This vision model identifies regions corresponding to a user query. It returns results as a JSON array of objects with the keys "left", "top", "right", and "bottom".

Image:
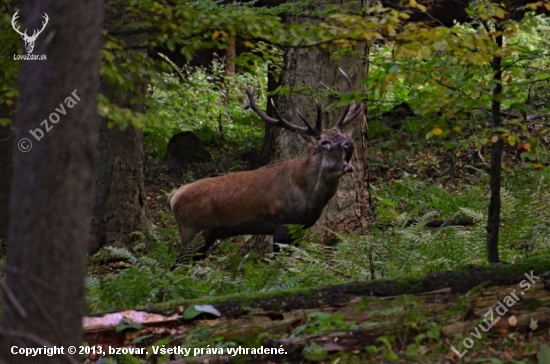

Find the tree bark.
[
  {"left": 88, "top": 2, "right": 149, "bottom": 253},
  {"left": 0, "top": 119, "right": 13, "bottom": 249},
  {"left": 0, "top": 1, "right": 19, "bottom": 250},
  {"left": 260, "top": 1, "right": 372, "bottom": 247},
  {"left": 0, "top": 1, "right": 102, "bottom": 363},
  {"left": 225, "top": 37, "right": 236, "bottom": 78}
]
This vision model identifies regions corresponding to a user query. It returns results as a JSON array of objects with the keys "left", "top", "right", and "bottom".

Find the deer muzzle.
[{"left": 343, "top": 146, "right": 354, "bottom": 173}]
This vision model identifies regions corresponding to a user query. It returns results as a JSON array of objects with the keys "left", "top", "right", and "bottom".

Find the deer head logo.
[{"left": 11, "top": 11, "right": 49, "bottom": 54}]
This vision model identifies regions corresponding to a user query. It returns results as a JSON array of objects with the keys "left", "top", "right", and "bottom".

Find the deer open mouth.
[{"left": 343, "top": 149, "right": 354, "bottom": 173}]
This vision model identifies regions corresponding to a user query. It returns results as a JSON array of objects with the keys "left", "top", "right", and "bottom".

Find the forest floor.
[
  {"left": 83, "top": 255, "right": 550, "bottom": 363},
  {"left": 83, "top": 129, "right": 550, "bottom": 363}
]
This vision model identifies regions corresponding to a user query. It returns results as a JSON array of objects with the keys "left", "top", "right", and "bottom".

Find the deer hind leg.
[
  {"left": 171, "top": 228, "right": 219, "bottom": 270},
  {"left": 170, "top": 227, "right": 202, "bottom": 270}
]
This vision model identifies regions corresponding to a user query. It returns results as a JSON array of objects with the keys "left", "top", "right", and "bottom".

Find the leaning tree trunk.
[
  {"left": 88, "top": 2, "right": 149, "bottom": 253},
  {"left": 257, "top": 1, "right": 372, "bottom": 250},
  {"left": 0, "top": 1, "right": 102, "bottom": 362}
]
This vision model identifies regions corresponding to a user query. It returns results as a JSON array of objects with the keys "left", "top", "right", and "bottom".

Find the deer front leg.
[{"left": 273, "top": 225, "right": 290, "bottom": 252}]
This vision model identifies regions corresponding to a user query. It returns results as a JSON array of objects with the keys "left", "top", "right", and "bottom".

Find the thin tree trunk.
[
  {"left": 486, "top": 7, "right": 508, "bottom": 264},
  {"left": 0, "top": 1, "right": 102, "bottom": 362},
  {"left": 225, "top": 37, "right": 236, "bottom": 78}
]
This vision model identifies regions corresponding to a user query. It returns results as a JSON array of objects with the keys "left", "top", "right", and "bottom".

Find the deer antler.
[
  {"left": 244, "top": 84, "right": 322, "bottom": 137},
  {"left": 11, "top": 11, "right": 49, "bottom": 40},
  {"left": 332, "top": 68, "right": 363, "bottom": 131},
  {"left": 11, "top": 11, "right": 26, "bottom": 37},
  {"left": 33, "top": 13, "right": 49, "bottom": 39}
]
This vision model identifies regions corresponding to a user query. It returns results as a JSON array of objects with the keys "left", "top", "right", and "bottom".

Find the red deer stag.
[{"left": 169, "top": 68, "right": 363, "bottom": 268}]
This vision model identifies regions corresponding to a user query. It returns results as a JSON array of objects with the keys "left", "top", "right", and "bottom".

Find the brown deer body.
[{"left": 169, "top": 69, "right": 362, "bottom": 265}]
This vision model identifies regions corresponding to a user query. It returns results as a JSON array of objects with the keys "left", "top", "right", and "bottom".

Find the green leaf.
[
  {"left": 302, "top": 343, "right": 328, "bottom": 361},
  {"left": 539, "top": 344, "right": 550, "bottom": 364},
  {"left": 115, "top": 322, "right": 144, "bottom": 333}
]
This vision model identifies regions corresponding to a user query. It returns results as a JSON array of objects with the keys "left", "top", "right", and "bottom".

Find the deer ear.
[
  {"left": 296, "top": 134, "right": 315, "bottom": 147},
  {"left": 344, "top": 126, "right": 355, "bottom": 139}
]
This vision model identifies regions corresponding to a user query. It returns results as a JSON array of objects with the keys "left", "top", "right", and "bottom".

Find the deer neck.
[{"left": 292, "top": 152, "right": 340, "bottom": 202}]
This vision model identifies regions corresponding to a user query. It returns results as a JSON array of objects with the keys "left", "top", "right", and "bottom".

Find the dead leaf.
[{"left": 530, "top": 317, "right": 539, "bottom": 331}]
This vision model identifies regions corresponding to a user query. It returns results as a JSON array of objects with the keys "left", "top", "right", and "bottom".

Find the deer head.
[
  {"left": 11, "top": 11, "right": 49, "bottom": 54},
  {"left": 244, "top": 68, "right": 363, "bottom": 176}
]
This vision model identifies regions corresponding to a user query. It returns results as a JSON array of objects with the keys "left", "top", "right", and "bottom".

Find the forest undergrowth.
[{"left": 85, "top": 113, "right": 550, "bottom": 313}]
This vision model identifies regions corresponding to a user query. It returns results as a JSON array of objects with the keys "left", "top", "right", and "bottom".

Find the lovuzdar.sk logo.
[{"left": 11, "top": 10, "right": 48, "bottom": 61}]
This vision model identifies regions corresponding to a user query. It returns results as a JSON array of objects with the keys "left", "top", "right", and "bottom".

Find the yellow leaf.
[
  {"left": 528, "top": 2, "right": 538, "bottom": 9},
  {"left": 398, "top": 46, "right": 412, "bottom": 57},
  {"left": 417, "top": 4, "right": 427, "bottom": 12},
  {"left": 507, "top": 135, "right": 516, "bottom": 146},
  {"left": 495, "top": 8, "right": 506, "bottom": 18},
  {"left": 534, "top": 163, "right": 543, "bottom": 169},
  {"left": 546, "top": 3, "right": 550, "bottom": 10},
  {"left": 491, "top": 135, "right": 499, "bottom": 143},
  {"left": 420, "top": 45, "right": 432, "bottom": 60},
  {"left": 524, "top": 143, "right": 531, "bottom": 152},
  {"left": 453, "top": 125, "right": 462, "bottom": 133},
  {"left": 433, "top": 127, "right": 443, "bottom": 136},
  {"left": 213, "top": 30, "right": 227, "bottom": 39},
  {"left": 399, "top": 12, "right": 411, "bottom": 20}
]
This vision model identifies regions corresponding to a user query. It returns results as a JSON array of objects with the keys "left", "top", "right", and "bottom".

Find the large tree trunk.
[
  {"left": 258, "top": 1, "right": 372, "bottom": 249},
  {"left": 0, "top": 1, "right": 102, "bottom": 362},
  {"left": 88, "top": 2, "right": 148, "bottom": 253},
  {"left": 0, "top": 0, "right": 20, "bottom": 249},
  {"left": 0, "top": 119, "right": 13, "bottom": 249},
  {"left": 89, "top": 121, "right": 148, "bottom": 252}
]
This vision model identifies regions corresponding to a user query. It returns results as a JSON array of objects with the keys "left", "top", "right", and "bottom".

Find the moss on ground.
[{"left": 133, "top": 255, "right": 550, "bottom": 318}]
